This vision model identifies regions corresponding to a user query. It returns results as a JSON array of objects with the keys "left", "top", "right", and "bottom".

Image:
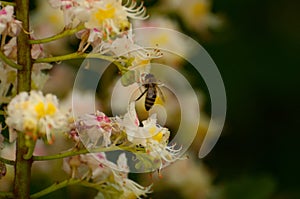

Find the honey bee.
[{"left": 135, "top": 73, "right": 165, "bottom": 111}]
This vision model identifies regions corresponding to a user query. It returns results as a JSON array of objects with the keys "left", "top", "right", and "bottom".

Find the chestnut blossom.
[
  {"left": 49, "top": 0, "right": 147, "bottom": 32},
  {"left": 5, "top": 91, "right": 68, "bottom": 144},
  {"left": 0, "top": 62, "right": 16, "bottom": 106},
  {"left": 100, "top": 32, "right": 162, "bottom": 63},
  {"left": 75, "top": 111, "right": 114, "bottom": 147},
  {"left": 74, "top": 101, "right": 182, "bottom": 172},
  {"left": 119, "top": 102, "right": 182, "bottom": 166},
  {"left": 48, "top": 0, "right": 148, "bottom": 52},
  {"left": 0, "top": 5, "right": 22, "bottom": 36},
  {"left": 1, "top": 37, "right": 53, "bottom": 92},
  {"left": 63, "top": 152, "right": 151, "bottom": 198}
]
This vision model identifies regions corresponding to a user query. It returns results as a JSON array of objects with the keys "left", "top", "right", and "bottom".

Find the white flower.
[
  {"left": 0, "top": 5, "right": 22, "bottom": 36},
  {"left": 76, "top": 111, "right": 113, "bottom": 147},
  {"left": 120, "top": 102, "right": 181, "bottom": 167},
  {"left": 5, "top": 90, "right": 68, "bottom": 144},
  {"left": 49, "top": 0, "right": 147, "bottom": 30},
  {"left": 97, "top": 32, "right": 162, "bottom": 73},
  {"left": 0, "top": 62, "right": 17, "bottom": 106},
  {"left": 121, "top": 102, "right": 169, "bottom": 147},
  {"left": 52, "top": 0, "right": 149, "bottom": 52},
  {"left": 2, "top": 37, "right": 53, "bottom": 91},
  {"left": 64, "top": 152, "right": 151, "bottom": 198}
]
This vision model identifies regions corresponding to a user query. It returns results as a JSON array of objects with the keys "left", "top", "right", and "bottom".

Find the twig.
[
  {"left": 0, "top": 50, "right": 22, "bottom": 70},
  {"left": 0, "top": 1, "right": 16, "bottom": 6},
  {"left": 0, "top": 156, "right": 15, "bottom": 165},
  {"left": 30, "top": 179, "right": 81, "bottom": 199},
  {"left": 34, "top": 52, "right": 127, "bottom": 73},
  {"left": 29, "top": 24, "right": 85, "bottom": 44},
  {"left": 32, "top": 145, "right": 125, "bottom": 161},
  {"left": 0, "top": 191, "right": 13, "bottom": 198}
]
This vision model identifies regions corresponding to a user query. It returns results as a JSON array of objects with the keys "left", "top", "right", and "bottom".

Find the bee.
[{"left": 135, "top": 73, "right": 165, "bottom": 111}]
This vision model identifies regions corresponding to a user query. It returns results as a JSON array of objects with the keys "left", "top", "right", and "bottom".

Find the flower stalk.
[
  {"left": 30, "top": 179, "right": 82, "bottom": 199},
  {"left": 0, "top": 1, "right": 15, "bottom": 6},
  {"left": 0, "top": 50, "right": 22, "bottom": 70},
  {"left": 14, "top": 0, "right": 33, "bottom": 198},
  {"left": 34, "top": 52, "right": 127, "bottom": 73},
  {"left": 32, "top": 145, "right": 130, "bottom": 161},
  {"left": 29, "top": 23, "right": 85, "bottom": 44},
  {"left": 0, "top": 156, "right": 15, "bottom": 165}
]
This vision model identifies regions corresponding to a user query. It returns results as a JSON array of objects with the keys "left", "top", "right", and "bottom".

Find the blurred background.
[
  {"left": 1, "top": 0, "right": 300, "bottom": 198},
  {"left": 139, "top": 0, "right": 300, "bottom": 198},
  {"left": 203, "top": 0, "right": 300, "bottom": 198}
]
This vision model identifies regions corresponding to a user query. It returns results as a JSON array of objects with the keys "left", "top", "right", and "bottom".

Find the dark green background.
[{"left": 202, "top": 0, "right": 300, "bottom": 198}]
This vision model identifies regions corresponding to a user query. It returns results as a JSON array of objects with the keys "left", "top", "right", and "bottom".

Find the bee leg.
[{"left": 135, "top": 88, "right": 148, "bottom": 101}]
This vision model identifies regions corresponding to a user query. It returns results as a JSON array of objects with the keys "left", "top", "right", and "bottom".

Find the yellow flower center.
[
  {"left": 153, "top": 132, "right": 163, "bottom": 142},
  {"left": 148, "top": 126, "right": 164, "bottom": 142},
  {"left": 35, "top": 101, "right": 56, "bottom": 118},
  {"left": 94, "top": 4, "right": 115, "bottom": 24}
]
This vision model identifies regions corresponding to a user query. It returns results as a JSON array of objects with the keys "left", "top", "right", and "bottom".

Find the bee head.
[{"left": 143, "top": 73, "right": 156, "bottom": 84}]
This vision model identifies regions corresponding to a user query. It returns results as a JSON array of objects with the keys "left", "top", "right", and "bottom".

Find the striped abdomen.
[{"left": 145, "top": 84, "right": 157, "bottom": 111}]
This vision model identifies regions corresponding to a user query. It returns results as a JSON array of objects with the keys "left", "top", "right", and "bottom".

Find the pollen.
[
  {"left": 94, "top": 4, "right": 115, "bottom": 24},
  {"left": 35, "top": 102, "right": 46, "bottom": 118},
  {"left": 153, "top": 132, "right": 163, "bottom": 142},
  {"left": 46, "top": 102, "right": 56, "bottom": 115},
  {"left": 35, "top": 101, "right": 56, "bottom": 118}
]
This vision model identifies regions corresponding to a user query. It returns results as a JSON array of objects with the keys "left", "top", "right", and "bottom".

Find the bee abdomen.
[{"left": 145, "top": 95, "right": 156, "bottom": 111}]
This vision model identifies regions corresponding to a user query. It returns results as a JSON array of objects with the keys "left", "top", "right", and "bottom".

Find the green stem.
[
  {"left": 0, "top": 156, "right": 15, "bottom": 165},
  {"left": 23, "top": 139, "right": 36, "bottom": 160},
  {"left": 30, "top": 179, "right": 106, "bottom": 198},
  {"left": 0, "top": 1, "right": 16, "bottom": 6},
  {"left": 34, "top": 52, "right": 127, "bottom": 73},
  {"left": 0, "top": 50, "right": 23, "bottom": 70},
  {"left": 32, "top": 145, "right": 124, "bottom": 161},
  {"left": 0, "top": 191, "right": 14, "bottom": 198},
  {"left": 0, "top": 97, "right": 11, "bottom": 104},
  {"left": 29, "top": 24, "right": 85, "bottom": 44},
  {"left": 30, "top": 179, "right": 81, "bottom": 199},
  {"left": 14, "top": 0, "right": 33, "bottom": 198},
  {"left": 0, "top": 110, "right": 6, "bottom": 115}
]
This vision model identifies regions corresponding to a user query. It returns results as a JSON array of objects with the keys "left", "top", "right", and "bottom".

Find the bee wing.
[{"left": 157, "top": 86, "right": 165, "bottom": 102}]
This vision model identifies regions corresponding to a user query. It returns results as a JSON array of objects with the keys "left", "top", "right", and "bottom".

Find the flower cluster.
[
  {"left": 0, "top": 5, "right": 53, "bottom": 104},
  {"left": 119, "top": 102, "right": 182, "bottom": 167},
  {"left": 48, "top": 0, "right": 148, "bottom": 51},
  {"left": 63, "top": 152, "right": 151, "bottom": 198},
  {"left": 75, "top": 110, "right": 117, "bottom": 147},
  {"left": 73, "top": 102, "right": 181, "bottom": 172},
  {"left": 5, "top": 90, "right": 68, "bottom": 144}
]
